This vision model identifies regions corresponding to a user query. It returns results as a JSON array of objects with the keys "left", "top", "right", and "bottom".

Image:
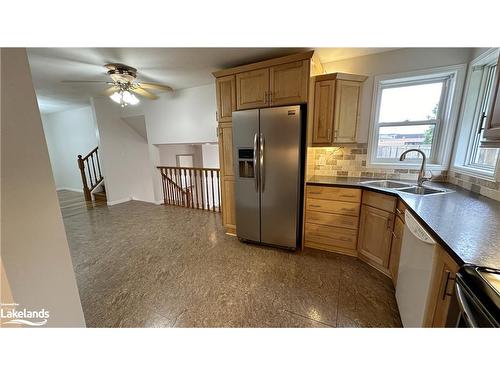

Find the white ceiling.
[{"left": 28, "top": 48, "right": 397, "bottom": 114}]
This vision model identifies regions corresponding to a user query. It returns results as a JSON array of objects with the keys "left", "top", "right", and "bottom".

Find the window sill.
[{"left": 450, "top": 165, "right": 497, "bottom": 182}]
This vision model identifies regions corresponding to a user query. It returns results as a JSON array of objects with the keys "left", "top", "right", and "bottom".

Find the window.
[
  {"left": 369, "top": 66, "right": 464, "bottom": 168},
  {"left": 464, "top": 60, "right": 498, "bottom": 172},
  {"left": 453, "top": 49, "right": 499, "bottom": 178}
]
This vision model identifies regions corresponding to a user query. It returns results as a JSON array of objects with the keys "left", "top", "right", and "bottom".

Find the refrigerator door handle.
[
  {"left": 253, "top": 132, "right": 259, "bottom": 192},
  {"left": 260, "top": 132, "right": 265, "bottom": 191}
]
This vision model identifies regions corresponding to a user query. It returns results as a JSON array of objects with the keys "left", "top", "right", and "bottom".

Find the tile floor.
[{"left": 59, "top": 193, "right": 402, "bottom": 328}]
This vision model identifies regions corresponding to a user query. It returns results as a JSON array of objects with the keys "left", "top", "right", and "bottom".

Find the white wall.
[
  {"left": 201, "top": 143, "right": 220, "bottom": 168},
  {"left": 92, "top": 97, "right": 157, "bottom": 205},
  {"left": 322, "top": 48, "right": 473, "bottom": 142},
  {"left": 1, "top": 48, "right": 85, "bottom": 327},
  {"left": 90, "top": 83, "right": 219, "bottom": 206},
  {"left": 41, "top": 106, "right": 98, "bottom": 191},
  {"left": 145, "top": 84, "right": 217, "bottom": 144},
  {"left": 157, "top": 144, "right": 203, "bottom": 167}
]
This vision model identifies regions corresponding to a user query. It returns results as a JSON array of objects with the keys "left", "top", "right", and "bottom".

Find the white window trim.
[
  {"left": 367, "top": 64, "right": 467, "bottom": 170},
  {"left": 451, "top": 48, "right": 500, "bottom": 181}
]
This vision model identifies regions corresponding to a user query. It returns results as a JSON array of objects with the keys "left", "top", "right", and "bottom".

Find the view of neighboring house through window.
[{"left": 369, "top": 67, "right": 459, "bottom": 167}]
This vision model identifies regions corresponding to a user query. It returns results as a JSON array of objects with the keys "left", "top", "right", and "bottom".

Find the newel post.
[{"left": 78, "top": 155, "right": 92, "bottom": 202}]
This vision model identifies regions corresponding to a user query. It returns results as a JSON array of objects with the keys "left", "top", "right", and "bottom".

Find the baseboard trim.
[
  {"left": 56, "top": 187, "right": 83, "bottom": 193},
  {"left": 107, "top": 197, "right": 132, "bottom": 206}
]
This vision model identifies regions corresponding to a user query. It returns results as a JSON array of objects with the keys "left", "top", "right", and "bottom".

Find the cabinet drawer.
[
  {"left": 306, "top": 185, "right": 361, "bottom": 203},
  {"left": 306, "top": 198, "right": 360, "bottom": 217},
  {"left": 362, "top": 191, "right": 397, "bottom": 213},
  {"left": 305, "top": 223, "right": 358, "bottom": 250},
  {"left": 306, "top": 210, "right": 359, "bottom": 230}
]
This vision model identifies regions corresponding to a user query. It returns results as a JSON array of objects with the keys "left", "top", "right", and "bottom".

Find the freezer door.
[
  {"left": 233, "top": 109, "right": 261, "bottom": 242},
  {"left": 259, "top": 106, "right": 302, "bottom": 248}
]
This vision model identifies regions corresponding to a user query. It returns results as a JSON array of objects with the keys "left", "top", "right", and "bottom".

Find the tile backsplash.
[
  {"left": 309, "top": 144, "right": 500, "bottom": 202},
  {"left": 310, "top": 144, "right": 446, "bottom": 182},
  {"left": 447, "top": 172, "right": 500, "bottom": 201}
]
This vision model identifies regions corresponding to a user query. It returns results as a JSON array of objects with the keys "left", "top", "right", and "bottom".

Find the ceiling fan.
[{"left": 62, "top": 63, "right": 173, "bottom": 107}]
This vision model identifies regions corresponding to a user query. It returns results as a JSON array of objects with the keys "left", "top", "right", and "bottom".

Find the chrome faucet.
[{"left": 399, "top": 149, "right": 431, "bottom": 187}]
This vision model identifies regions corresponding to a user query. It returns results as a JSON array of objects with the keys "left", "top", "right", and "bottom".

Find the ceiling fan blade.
[
  {"left": 138, "top": 82, "right": 173, "bottom": 91},
  {"left": 103, "top": 86, "right": 119, "bottom": 96},
  {"left": 130, "top": 87, "right": 159, "bottom": 100},
  {"left": 61, "top": 80, "right": 113, "bottom": 84}
]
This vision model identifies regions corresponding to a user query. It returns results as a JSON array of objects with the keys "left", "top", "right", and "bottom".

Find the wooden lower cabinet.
[
  {"left": 357, "top": 204, "right": 394, "bottom": 274},
  {"left": 424, "top": 245, "right": 460, "bottom": 327},
  {"left": 221, "top": 176, "right": 236, "bottom": 234},
  {"left": 304, "top": 186, "right": 361, "bottom": 256},
  {"left": 388, "top": 215, "right": 404, "bottom": 286}
]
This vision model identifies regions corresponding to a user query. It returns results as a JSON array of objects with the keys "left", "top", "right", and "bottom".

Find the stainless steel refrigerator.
[{"left": 232, "top": 105, "right": 304, "bottom": 250}]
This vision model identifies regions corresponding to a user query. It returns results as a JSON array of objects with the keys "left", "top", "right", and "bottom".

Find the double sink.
[{"left": 361, "top": 180, "right": 453, "bottom": 196}]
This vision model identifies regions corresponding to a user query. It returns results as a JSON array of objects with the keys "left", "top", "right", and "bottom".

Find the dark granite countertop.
[{"left": 307, "top": 176, "right": 500, "bottom": 269}]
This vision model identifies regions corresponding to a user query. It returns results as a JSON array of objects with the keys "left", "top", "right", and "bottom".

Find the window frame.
[
  {"left": 368, "top": 65, "right": 466, "bottom": 170},
  {"left": 452, "top": 49, "right": 499, "bottom": 180}
]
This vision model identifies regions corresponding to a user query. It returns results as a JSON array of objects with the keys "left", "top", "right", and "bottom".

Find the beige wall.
[{"left": 1, "top": 48, "right": 85, "bottom": 327}]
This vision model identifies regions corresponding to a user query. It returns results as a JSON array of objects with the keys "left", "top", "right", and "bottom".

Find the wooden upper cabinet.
[
  {"left": 334, "top": 80, "right": 362, "bottom": 143},
  {"left": 358, "top": 205, "right": 394, "bottom": 271},
  {"left": 235, "top": 68, "right": 269, "bottom": 110},
  {"left": 269, "top": 60, "right": 309, "bottom": 106},
  {"left": 483, "top": 54, "right": 500, "bottom": 145},
  {"left": 311, "top": 73, "right": 366, "bottom": 146},
  {"left": 312, "top": 80, "right": 335, "bottom": 144},
  {"left": 216, "top": 76, "right": 236, "bottom": 122}
]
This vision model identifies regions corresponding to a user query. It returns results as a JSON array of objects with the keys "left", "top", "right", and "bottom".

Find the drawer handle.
[
  {"left": 309, "top": 204, "right": 321, "bottom": 208},
  {"left": 396, "top": 208, "right": 403, "bottom": 215},
  {"left": 308, "top": 192, "right": 321, "bottom": 194}
]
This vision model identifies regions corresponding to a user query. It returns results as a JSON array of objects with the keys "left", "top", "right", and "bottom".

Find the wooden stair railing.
[
  {"left": 158, "top": 166, "right": 221, "bottom": 212},
  {"left": 78, "top": 146, "right": 103, "bottom": 202}
]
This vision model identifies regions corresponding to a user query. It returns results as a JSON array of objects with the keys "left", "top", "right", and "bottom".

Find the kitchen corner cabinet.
[
  {"left": 311, "top": 73, "right": 366, "bottom": 145},
  {"left": 424, "top": 245, "right": 460, "bottom": 327},
  {"left": 357, "top": 191, "right": 397, "bottom": 275},
  {"left": 482, "top": 54, "right": 500, "bottom": 146},
  {"left": 216, "top": 75, "right": 236, "bottom": 123}
]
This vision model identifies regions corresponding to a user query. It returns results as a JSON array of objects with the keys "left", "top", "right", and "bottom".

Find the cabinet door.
[
  {"left": 333, "top": 80, "right": 362, "bottom": 143},
  {"left": 235, "top": 68, "right": 269, "bottom": 110},
  {"left": 424, "top": 246, "right": 460, "bottom": 327},
  {"left": 269, "top": 60, "right": 309, "bottom": 106},
  {"left": 218, "top": 124, "right": 234, "bottom": 177},
  {"left": 358, "top": 205, "right": 394, "bottom": 271},
  {"left": 216, "top": 76, "right": 236, "bottom": 123},
  {"left": 221, "top": 176, "right": 236, "bottom": 233},
  {"left": 389, "top": 216, "right": 404, "bottom": 286},
  {"left": 312, "top": 80, "right": 335, "bottom": 144},
  {"left": 484, "top": 55, "right": 500, "bottom": 141}
]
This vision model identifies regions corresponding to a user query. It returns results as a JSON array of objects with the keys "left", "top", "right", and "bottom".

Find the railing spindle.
[{"left": 157, "top": 166, "right": 221, "bottom": 212}]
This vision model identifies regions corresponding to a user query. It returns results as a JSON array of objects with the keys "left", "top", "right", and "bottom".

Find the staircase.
[{"left": 78, "top": 146, "right": 107, "bottom": 203}]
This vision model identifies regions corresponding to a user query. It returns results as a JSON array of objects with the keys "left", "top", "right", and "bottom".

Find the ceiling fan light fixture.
[
  {"left": 123, "top": 90, "right": 139, "bottom": 105},
  {"left": 110, "top": 91, "right": 122, "bottom": 104},
  {"left": 109, "top": 89, "right": 140, "bottom": 107}
]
